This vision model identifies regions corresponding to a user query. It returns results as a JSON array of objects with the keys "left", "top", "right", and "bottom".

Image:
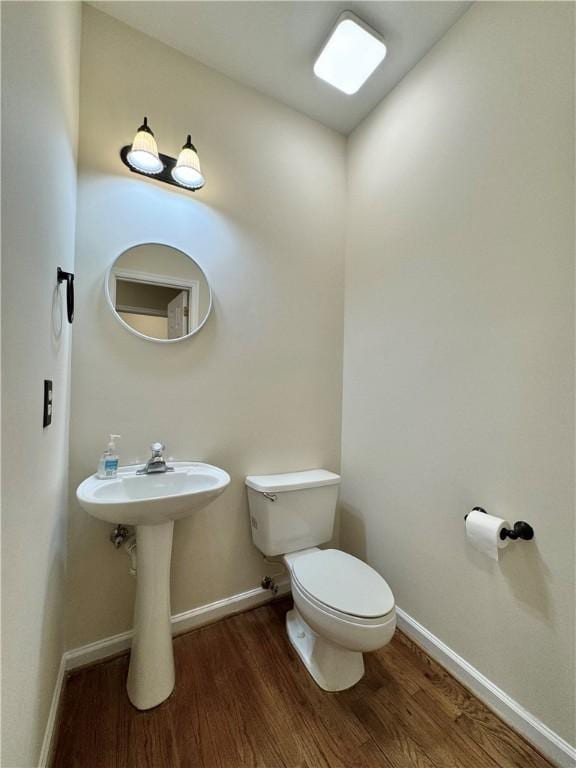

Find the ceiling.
[{"left": 90, "top": 1, "right": 472, "bottom": 135}]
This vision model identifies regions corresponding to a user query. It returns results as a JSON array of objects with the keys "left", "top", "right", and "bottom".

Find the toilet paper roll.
[{"left": 465, "top": 509, "right": 510, "bottom": 561}]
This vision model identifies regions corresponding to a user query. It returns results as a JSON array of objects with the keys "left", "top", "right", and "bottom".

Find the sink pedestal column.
[{"left": 127, "top": 520, "right": 175, "bottom": 710}]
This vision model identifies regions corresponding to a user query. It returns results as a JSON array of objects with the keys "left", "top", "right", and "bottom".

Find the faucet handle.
[{"left": 150, "top": 442, "right": 165, "bottom": 455}]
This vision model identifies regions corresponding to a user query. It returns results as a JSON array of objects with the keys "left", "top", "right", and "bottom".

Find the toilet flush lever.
[{"left": 263, "top": 492, "right": 277, "bottom": 502}]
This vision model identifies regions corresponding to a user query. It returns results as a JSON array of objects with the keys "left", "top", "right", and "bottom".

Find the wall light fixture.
[{"left": 120, "top": 117, "right": 205, "bottom": 192}]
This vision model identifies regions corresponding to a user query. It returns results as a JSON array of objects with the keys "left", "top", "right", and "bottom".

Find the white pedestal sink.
[{"left": 76, "top": 462, "right": 230, "bottom": 709}]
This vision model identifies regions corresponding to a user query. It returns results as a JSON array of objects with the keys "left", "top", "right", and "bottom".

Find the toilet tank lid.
[{"left": 245, "top": 469, "right": 341, "bottom": 493}]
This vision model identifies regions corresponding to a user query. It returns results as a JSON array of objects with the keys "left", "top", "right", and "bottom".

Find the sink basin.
[
  {"left": 76, "top": 459, "right": 231, "bottom": 711},
  {"left": 77, "top": 462, "right": 231, "bottom": 525}
]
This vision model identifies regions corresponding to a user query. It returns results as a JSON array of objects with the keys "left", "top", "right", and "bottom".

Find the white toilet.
[{"left": 246, "top": 469, "right": 396, "bottom": 692}]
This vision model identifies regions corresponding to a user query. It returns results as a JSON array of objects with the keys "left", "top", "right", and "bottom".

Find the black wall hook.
[
  {"left": 464, "top": 507, "right": 534, "bottom": 542},
  {"left": 57, "top": 267, "right": 74, "bottom": 324}
]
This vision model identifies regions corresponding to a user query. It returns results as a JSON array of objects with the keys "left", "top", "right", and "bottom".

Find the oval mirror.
[{"left": 105, "top": 244, "right": 212, "bottom": 343}]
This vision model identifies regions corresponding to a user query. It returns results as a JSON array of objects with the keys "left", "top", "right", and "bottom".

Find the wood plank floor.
[{"left": 52, "top": 599, "right": 554, "bottom": 768}]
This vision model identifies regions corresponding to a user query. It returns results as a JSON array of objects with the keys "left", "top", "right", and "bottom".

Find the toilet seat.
[
  {"left": 293, "top": 580, "right": 392, "bottom": 628},
  {"left": 291, "top": 549, "right": 395, "bottom": 620},
  {"left": 290, "top": 565, "right": 397, "bottom": 655}
]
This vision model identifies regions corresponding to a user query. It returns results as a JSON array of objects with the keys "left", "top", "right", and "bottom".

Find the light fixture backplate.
[{"left": 120, "top": 146, "right": 205, "bottom": 192}]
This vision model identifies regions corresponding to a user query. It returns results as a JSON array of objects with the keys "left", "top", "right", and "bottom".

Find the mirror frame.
[{"left": 105, "top": 242, "right": 213, "bottom": 344}]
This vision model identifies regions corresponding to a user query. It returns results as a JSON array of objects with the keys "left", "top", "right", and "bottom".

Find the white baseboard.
[
  {"left": 66, "top": 577, "right": 290, "bottom": 671},
  {"left": 38, "top": 654, "right": 66, "bottom": 768},
  {"left": 396, "top": 607, "right": 576, "bottom": 768},
  {"left": 172, "top": 578, "right": 290, "bottom": 637}
]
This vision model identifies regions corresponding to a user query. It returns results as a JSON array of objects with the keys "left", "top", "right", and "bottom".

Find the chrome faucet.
[{"left": 137, "top": 442, "right": 174, "bottom": 475}]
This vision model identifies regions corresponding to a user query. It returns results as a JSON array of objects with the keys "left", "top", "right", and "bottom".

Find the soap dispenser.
[{"left": 97, "top": 434, "right": 121, "bottom": 479}]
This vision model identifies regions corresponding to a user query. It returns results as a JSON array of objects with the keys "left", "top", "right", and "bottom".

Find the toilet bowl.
[
  {"left": 284, "top": 548, "right": 396, "bottom": 691},
  {"left": 245, "top": 469, "right": 396, "bottom": 692}
]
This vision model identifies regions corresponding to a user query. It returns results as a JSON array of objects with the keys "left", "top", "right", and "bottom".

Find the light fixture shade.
[
  {"left": 171, "top": 135, "right": 205, "bottom": 189},
  {"left": 126, "top": 117, "right": 163, "bottom": 175},
  {"left": 314, "top": 11, "right": 387, "bottom": 95}
]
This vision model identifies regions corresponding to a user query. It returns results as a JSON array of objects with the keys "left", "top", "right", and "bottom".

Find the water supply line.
[{"left": 124, "top": 535, "right": 137, "bottom": 577}]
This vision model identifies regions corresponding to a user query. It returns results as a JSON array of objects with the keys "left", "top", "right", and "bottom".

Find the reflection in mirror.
[{"left": 106, "top": 244, "right": 211, "bottom": 342}]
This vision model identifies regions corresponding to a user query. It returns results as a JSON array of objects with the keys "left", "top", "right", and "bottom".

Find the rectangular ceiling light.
[{"left": 314, "top": 11, "right": 387, "bottom": 95}]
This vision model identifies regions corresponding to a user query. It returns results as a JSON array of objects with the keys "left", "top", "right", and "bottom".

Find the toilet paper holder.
[{"left": 465, "top": 507, "right": 534, "bottom": 541}]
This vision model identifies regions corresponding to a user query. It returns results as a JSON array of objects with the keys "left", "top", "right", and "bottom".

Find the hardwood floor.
[{"left": 52, "top": 599, "right": 554, "bottom": 768}]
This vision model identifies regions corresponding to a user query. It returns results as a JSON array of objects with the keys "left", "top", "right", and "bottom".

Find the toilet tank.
[{"left": 245, "top": 469, "right": 341, "bottom": 556}]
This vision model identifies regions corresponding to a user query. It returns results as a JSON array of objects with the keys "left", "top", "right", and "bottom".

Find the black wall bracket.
[
  {"left": 498, "top": 521, "right": 535, "bottom": 541},
  {"left": 57, "top": 267, "right": 74, "bottom": 324}
]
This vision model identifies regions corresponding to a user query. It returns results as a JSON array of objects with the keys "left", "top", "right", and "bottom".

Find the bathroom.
[{"left": 1, "top": 1, "right": 574, "bottom": 766}]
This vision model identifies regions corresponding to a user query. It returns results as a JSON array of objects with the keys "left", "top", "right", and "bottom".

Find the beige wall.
[
  {"left": 1, "top": 2, "right": 81, "bottom": 765},
  {"left": 68, "top": 6, "right": 345, "bottom": 649},
  {"left": 341, "top": 1, "right": 574, "bottom": 744}
]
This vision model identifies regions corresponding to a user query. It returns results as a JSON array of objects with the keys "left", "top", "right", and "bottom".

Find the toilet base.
[{"left": 286, "top": 608, "right": 365, "bottom": 692}]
